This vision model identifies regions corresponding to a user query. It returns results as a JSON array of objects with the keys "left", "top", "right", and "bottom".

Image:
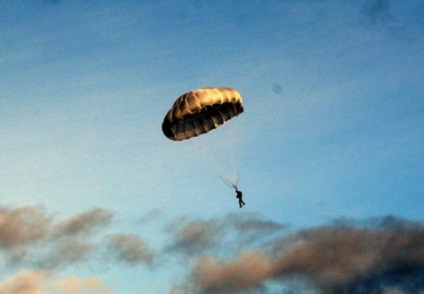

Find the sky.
[{"left": 0, "top": 0, "right": 424, "bottom": 293}]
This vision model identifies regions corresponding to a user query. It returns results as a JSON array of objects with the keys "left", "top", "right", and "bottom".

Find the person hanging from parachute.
[
  {"left": 161, "top": 87, "right": 245, "bottom": 208},
  {"left": 219, "top": 174, "right": 245, "bottom": 208},
  {"left": 236, "top": 188, "right": 245, "bottom": 208}
]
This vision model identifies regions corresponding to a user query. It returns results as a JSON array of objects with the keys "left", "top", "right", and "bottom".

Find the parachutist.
[{"left": 235, "top": 189, "right": 245, "bottom": 208}]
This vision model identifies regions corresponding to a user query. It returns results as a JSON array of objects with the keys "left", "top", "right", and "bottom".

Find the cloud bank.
[
  {"left": 168, "top": 215, "right": 424, "bottom": 294},
  {"left": 1, "top": 205, "right": 423, "bottom": 293}
]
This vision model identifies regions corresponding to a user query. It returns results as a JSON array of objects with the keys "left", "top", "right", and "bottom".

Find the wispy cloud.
[
  {"left": 39, "top": 238, "right": 93, "bottom": 269},
  {"left": 165, "top": 213, "right": 285, "bottom": 257},
  {"left": 165, "top": 218, "right": 221, "bottom": 256},
  {"left": 106, "top": 233, "right": 155, "bottom": 265},
  {"left": 53, "top": 208, "right": 113, "bottom": 238}
]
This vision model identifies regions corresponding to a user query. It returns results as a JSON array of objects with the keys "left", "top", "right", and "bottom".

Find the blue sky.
[{"left": 1, "top": 0, "right": 424, "bottom": 293}]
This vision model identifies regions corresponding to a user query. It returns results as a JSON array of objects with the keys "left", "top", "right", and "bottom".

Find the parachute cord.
[
  {"left": 228, "top": 115, "right": 240, "bottom": 184},
  {"left": 218, "top": 172, "right": 239, "bottom": 190},
  {"left": 219, "top": 175, "right": 236, "bottom": 189},
  {"left": 217, "top": 113, "right": 240, "bottom": 190}
]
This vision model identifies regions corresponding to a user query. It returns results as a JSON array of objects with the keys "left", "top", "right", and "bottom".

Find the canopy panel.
[{"left": 162, "top": 87, "right": 244, "bottom": 141}]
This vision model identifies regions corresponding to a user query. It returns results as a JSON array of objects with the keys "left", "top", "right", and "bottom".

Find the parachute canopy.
[{"left": 162, "top": 87, "right": 244, "bottom": 141}]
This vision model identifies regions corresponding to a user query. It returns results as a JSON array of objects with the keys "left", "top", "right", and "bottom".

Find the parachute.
[
  {"left": 162, "top": 87, "right": 244, "bottom": 141},
  {"left": 162, "top": 87, "right": 244, "bottom": 190}
]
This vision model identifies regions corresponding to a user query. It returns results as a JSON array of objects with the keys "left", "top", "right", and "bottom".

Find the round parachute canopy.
[{"left": 162, "top": 87, "right": 244, "bottom": 141}]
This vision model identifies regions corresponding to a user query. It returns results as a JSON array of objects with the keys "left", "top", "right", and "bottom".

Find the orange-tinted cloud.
[
  {"left": 0, "top": 270, "right": 111, "bottom": 294},
  {"left": 0, "top": 206, "right": 52, "bottom": 250},
  {"left": 192, "top": 251, "right": 273, "bottom": 293}
]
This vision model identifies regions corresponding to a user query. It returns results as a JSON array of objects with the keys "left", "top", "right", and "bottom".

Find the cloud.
[
  {"left": 138, "top": 208, "right": 163, "bottom": 224},
  {"left": 191, "top": 251, "right": 273, "bottom": 293},
  {"left": 165, "top": 218, "right": 221, "bottom": 256},
  {"left": 165, "top": 213, "right": 285, "bottom": 256},
  {"left": 0, "top": 206, "right": 113, "bottom": 258},
  {"left": 0, "top": 206, "right": 52, "bottom": 250},
  {"left": 3, "top": 205, "right": 423, "bottom": 293},
  {"left": 0, "top": 270, "right": 111, "bottom": 294},
  {"left": 0, "top": 206, "right": 113, "bottom": 268},
  {"left": 53, "top": 275, "right": 112, "bottom": 294},
  {"left": 172, "top": 216, "right": 424, "bottom": 293},
  {"left": 0, "top": 270, "right": 46, "bottom": 294},
  {"left": 53, "top": 208, "right": 113, "bottom": 238},
  {"left": 40, "top": 238, "right": 93, "bottom": 268},
  {"left": 0, "top": 205, "right": 159, "bottom": 293},
  {"left": 224, "top": 213, "right": 287, "bottom": 245},
  {"left": 106, "top": 233, "right": 155, "bottom": 265},
  {"left": 0, "top": 205, "right": 152, "bottom": 271}
]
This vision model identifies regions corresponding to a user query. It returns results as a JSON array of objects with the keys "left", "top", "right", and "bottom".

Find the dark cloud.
[
  {"left": 171, "top": 216, "right": 424, "bottom": 293},
  {"left": 106, "top": 233, "right": 155, "bottom": 265}
]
